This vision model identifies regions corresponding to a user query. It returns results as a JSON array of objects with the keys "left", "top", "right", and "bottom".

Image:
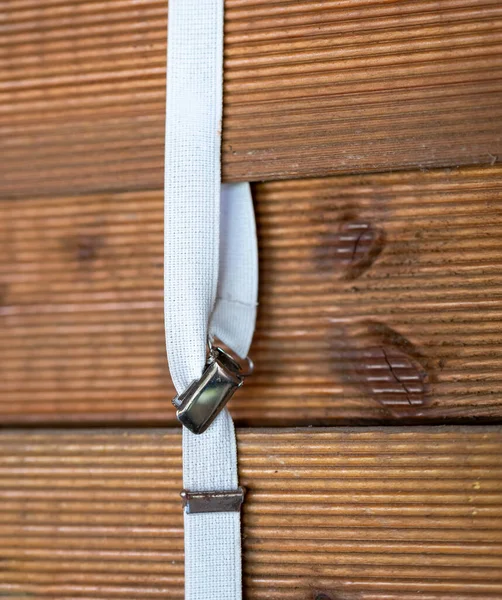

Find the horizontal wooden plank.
[
  {"left": 2, "top": 165, "right": 502, "bottom": 425},
  {"left": 0, "top": 427, "right": 501, "bottom": 599},
  {"left": 2, "top": 0, "right": 502, "bottom": 197}
]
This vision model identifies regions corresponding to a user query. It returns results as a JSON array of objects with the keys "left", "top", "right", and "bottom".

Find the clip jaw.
[{"left": 172, "top": 345, "right": 253, "bottom": 434}]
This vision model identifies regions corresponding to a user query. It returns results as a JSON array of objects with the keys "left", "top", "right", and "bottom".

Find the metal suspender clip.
[{"left": 172, "top": 344, "right": 253, "bottom": 435}]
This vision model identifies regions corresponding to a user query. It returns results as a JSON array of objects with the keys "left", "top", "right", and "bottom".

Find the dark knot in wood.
[{"left": 316, "top": 219, "right": 385, "bottom": 280}]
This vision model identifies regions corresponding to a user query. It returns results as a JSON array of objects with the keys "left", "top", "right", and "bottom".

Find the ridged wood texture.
[
  {"left": 2, "top": 0, "right": 502, "bottom": 198},
  {"left": 2, "top": 165, "right": 502, "bottom": 425},
  {"left": 0, "top": 427, "right": 501, "bottom": 599}
]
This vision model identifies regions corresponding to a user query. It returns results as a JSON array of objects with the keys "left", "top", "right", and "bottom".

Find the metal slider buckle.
[
  {"left": 172, "top": 344, "right": 253, "bottom": 435},
  {"left": 180, "top": 487, "right": 246, "bottom": 514}
]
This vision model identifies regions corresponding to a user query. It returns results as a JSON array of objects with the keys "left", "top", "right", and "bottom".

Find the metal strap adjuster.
[
  {"left": 181, "top": 487, "right": 246, "bottom": 514},
  {"left": 172, "top": 345, "right": 253, "bottom": 435}
]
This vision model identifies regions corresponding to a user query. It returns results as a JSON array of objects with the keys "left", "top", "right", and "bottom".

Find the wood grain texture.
[
  {"left": 2, "top": 165, "right": 502, "bottom": 425},
  {"left": 2, "top": 0, "right": 502, "bottom": 198},
  {"left": 0, "top": 427, "right": 501, "bottom": 599}
]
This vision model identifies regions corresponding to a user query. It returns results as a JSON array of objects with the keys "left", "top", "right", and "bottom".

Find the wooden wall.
[
  {"left": 2, "top": 166, "right": 502, "bottom": 425},
  {"left": 1, "top": 428, "right": 501, "bottom": 599},
  {"left": 2, "top": 0, "right": 502, "bottom": 197},
  {"left": 2, "top": 1, "right": 502, "bottom": 598}
]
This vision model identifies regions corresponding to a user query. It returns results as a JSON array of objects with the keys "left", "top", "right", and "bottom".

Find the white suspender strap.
[{"left": 164, "top": 1, "right": 258, "bottom": 598}]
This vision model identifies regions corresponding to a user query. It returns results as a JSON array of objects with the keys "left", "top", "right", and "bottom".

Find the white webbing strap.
[{"left": 164, "top": 1, "right": 257, "bottom": 598}]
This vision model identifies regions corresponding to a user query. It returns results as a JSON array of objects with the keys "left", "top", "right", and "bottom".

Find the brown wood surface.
[
  {"left": 2, "top": 165, "right": 502, "bottom": 426},
  {"left": 0, "top": 427, "right": 500, "bottom": 599},
  {"left": 2, "top": 0, "right": 502, "bottom": 198}
]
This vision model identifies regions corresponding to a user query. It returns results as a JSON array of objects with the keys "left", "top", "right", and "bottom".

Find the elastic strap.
[{"left": 164, "top": 1, "right": 257, "bottom": 598}]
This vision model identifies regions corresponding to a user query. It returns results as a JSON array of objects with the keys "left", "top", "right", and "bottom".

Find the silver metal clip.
[{"left": 172, "top": 345, "right": 253, "bottom": 434}]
